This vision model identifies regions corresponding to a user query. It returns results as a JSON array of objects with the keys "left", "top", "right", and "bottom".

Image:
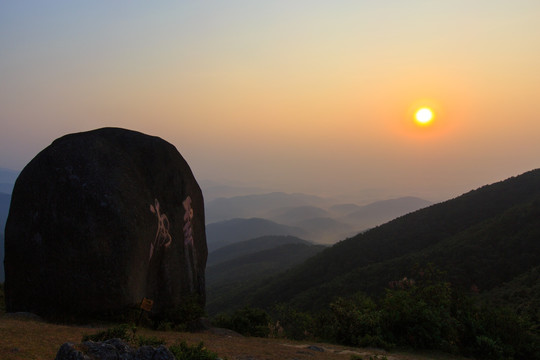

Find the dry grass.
[
  {"left": 0, "top": 314, "right": 472, "bottom": 360},
  {"left": 0, "top": 315, "right": 100, "bottom": 360}
]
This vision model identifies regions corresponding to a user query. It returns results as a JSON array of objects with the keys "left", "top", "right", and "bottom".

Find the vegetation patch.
[
  {"left": 135, "top": 335, "right": 166, "bottom": 347},
  {"left": 82, "top": 323, "right": 133, "bottom": 342},
  {"left": 213, "top": 265, "right": 540, "bottom": 360},
  {"left": 213, "top": 306, "right": 271, "bottom": 337},
  {"left": 153, "top": 295, "right": 206, "bottom": 331},
  {"left": 168, "top": 341, "right": 219, "bottom": 360}
]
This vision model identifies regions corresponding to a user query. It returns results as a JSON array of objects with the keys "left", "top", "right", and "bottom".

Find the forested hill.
[{"left": 216, "top": 168, "right": 540, "bottom": 313}]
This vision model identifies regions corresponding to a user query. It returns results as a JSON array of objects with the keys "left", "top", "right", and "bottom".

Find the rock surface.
[
  {"left": 55, "top": 338, "right": 175, "bottom": 360},
  {"left": 4, "top": 128, "right": 207, "bottom": 319}
]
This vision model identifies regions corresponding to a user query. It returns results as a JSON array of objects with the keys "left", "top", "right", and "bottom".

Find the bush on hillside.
[
  {"left": 82, "top": 323, "right": 133, "bottom": 342},
  {"left": 153, "top": 295, "right": 206, "bottom": 331},
  {"left": 168, "top": 341, "right": 218, "bottom": 360},
  {"left": 322, "top": 293, "right": 387, "bottom": 347},
  {"left": 272, "top": 304, "right": 315, "bottom": 340},
  {"left": 320, "top": 267, "right": 540, "bottom": 359},
  {"left": 213, "top": 306, "right": 270, "bottom": 337},
  {"left": 381, "top": 275, "right": 456, "bottom": 349},
  {"left": 135, "top": 335, "right": 166, "bottom": 347},
  {"left": 245, "top": 264, "right": 540, "bottom": 359}
]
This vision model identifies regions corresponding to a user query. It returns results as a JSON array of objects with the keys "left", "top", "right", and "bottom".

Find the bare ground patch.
[{"left": 0, "top": 315, "right": 471, "bottom": 360}]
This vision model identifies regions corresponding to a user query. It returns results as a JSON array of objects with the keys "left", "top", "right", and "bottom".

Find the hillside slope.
[
  {"left": 207, "top": 243, "right": 326, "bottom": 288},
  {"left": 291, "top": 217, "right": 355, "bottom": 244},
  {"left": 208, "top": 235, "right": 311, "bottom": 266},
  {"left": 206, "top": 242, "right": 325, "bottom": 314},
  {"left": 212, "top": 169, "right": 540, "bottom": 313},
  {"left": 206, "top": 218, "right": 308, "bottom": 251}
]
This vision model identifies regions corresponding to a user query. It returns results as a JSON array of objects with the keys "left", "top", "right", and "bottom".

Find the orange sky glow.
[{"left": 1, "top": 1, "right": 539, "bottom": 201}]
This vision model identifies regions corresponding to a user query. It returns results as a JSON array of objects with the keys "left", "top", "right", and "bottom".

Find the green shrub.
[
  {"left": 471, "top": 304, "right": 540, "bottom": 360},
  {"left": 82, "top": 323, "right": 133, "bottom": 342},
  {"left": 381, "top": 278, "right": 456, "bottom": 349},
  {"left": 136, "top": 335, "right": 166, "bottom": 347},
  {"left": 156, "top": 321, "right": 175, "bottom": 331},
  {"left": 473, "top": 335, "right": 504, "bottom": 360},
  {"left": 154, "top": 295, "right": 205, "bottom": 330},
  {"left": 168, "top": 341, "right": 218, "bottom": 360},
  {"left": 211, "top": 313, "right": 230, "bottom": 329},
  {"left": 350, "top": 356, "right": 388, "bottom": 360},
  {"left": 273, "top": 304, "right": 314, "bottom": 340},
  {"left": 357, "top": 334, "right": 392, "bottom": 349},
  {"left": 322, "top": 293, "right": 384, "bottom": 347},
  {"left": 306, "top": 264, "right": 539, "bottom": 358},
  {"left": 213, "top": 306, "right": 270, "bottom": 337}
]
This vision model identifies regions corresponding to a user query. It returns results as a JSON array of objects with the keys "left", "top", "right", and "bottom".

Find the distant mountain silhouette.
[
  {"left": 205, "top": 192, "right": 331, "bottom": 223},
  {"left": 199, "top": 180, "right": 271, "bottom": 202},
  {"left": 266, "top": 205, "right": 330, "bottom": 224},
  {"left": 262, "top": 197, "right": 432, "bottom": 243},
  {"left": 328, "top": 203, "right": 363, "bottom": 216},
  {"left": 208, "top": 235, "right": 311, "bottom": 266},
  {"left": 208, "top": 169, "right": 540, "bottom": 314},
  {"left": 291, "top": 217, "right": 355, "bottom": 244},
  {"left": 340, "top": 196, "right": 432, "bottom": 230},
  {"left": 206, "top": 193, "right": 432, "bottom": 244},
  {"left": 206, "top": 218, "right": 309, "bottom": 251}
]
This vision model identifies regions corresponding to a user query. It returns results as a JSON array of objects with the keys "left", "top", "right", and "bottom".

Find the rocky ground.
[{"left": 0, "top": 314, "right": 471, "bottom": 360}]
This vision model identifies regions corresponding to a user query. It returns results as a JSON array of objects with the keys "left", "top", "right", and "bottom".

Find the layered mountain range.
[
  {"left": 207, "top": 169, "right": 540, "bottom": 319},
  {"left": 205, "top": 194, "right": 432, "bottom": 246}
]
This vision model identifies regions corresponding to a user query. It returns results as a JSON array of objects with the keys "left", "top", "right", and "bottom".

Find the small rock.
[
  {"left": 54, "top": 338, "right": 175, "bottom": 360},
  {"left": 54, "top": 343, "right": 87, "bottom": 360},
  {"left": 3, "top": 312, "right": 44, "bottom": 322}
]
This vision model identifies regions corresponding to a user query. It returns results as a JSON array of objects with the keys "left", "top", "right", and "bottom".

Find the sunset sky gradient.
[{"left": 1, "top": 1, "right": 539, "bottom": 201}]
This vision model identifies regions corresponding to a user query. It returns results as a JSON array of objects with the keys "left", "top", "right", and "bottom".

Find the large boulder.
[{"left": 4, "top": 128, "right": 207, "bottom": 320}]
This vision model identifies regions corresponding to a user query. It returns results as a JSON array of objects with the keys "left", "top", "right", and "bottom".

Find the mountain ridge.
[
  {"left": 206, "top": 217, "right": 309, "bottom": 251},
  {"left": 205, "top": 192, "right": 332, "bottom": 223},
  {"left": 207, "top": 235, "right": 312, "bottom": 266},
  {"left": 208, "top": 168, "right": 540, "bottom": 313},
  {"left": 205, "top": 195, "right": 433, "bottom": 245}
]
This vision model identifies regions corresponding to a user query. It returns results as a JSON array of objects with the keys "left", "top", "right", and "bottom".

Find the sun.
[{"left": 415, "top": 107, "right": 433, "bottom": 125}]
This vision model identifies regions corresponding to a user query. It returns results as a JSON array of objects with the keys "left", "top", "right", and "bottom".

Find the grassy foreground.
[{"left": 0, "top": 314, "right": 473, "bottom": 360}]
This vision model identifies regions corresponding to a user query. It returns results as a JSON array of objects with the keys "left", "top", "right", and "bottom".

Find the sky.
[{"left": 1, "top": 1, "right": 539, "bottom": 202}]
